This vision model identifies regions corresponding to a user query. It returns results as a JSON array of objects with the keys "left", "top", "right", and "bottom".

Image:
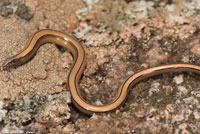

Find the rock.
[{"left": 0, "top": 101, "right": 7, "bottom": 122}]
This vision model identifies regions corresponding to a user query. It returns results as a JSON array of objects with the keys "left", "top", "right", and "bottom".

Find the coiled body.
[{"left": 3, "top": 29, "right": 200, "bottom": 115}]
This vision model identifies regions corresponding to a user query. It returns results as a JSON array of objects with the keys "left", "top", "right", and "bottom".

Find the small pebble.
[{"left": 173, "top": 75, "right": 184, "bottom": 84}]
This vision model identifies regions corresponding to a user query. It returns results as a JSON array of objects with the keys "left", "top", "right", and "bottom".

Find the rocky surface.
[{"left": 0, "top": 0, "right": 200, "bottom": 134}]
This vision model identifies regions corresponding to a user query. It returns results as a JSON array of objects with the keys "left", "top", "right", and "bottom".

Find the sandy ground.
[
  {"left": 0, "top": 0, "right": 84, "bottom": 100},
  {"left": 0, "top": 0, "right": 200, "bottom": 134}
]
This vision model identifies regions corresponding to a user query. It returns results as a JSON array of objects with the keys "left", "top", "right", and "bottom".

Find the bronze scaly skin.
[{"left": 3, "top": 29, "right": 200, "bottom": 115}]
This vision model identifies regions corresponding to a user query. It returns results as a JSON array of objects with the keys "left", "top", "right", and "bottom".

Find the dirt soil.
[{"left": 0, "top": 0, "right": 200, "bottom": 134}]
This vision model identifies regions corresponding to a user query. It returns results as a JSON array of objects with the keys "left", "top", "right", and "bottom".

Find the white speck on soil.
[
  {"left": 173, "top": 74, "right": 184, "bottom": 84},
  {"left": 177, "top": 86, "right": 188, "bottom": 96}
]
